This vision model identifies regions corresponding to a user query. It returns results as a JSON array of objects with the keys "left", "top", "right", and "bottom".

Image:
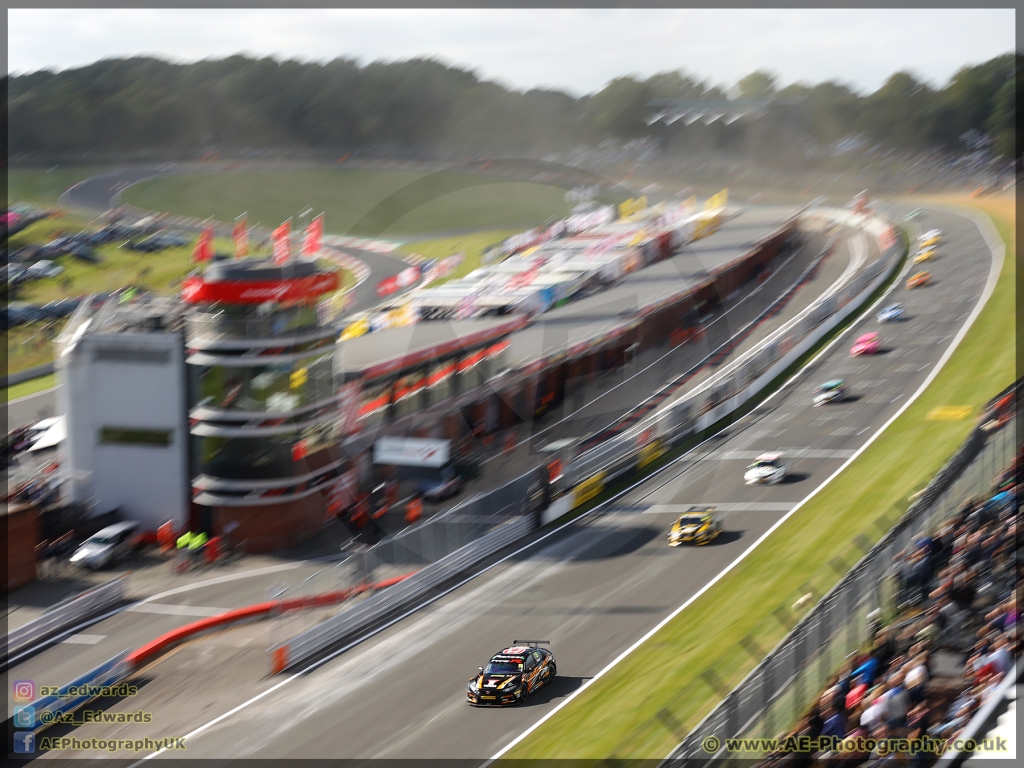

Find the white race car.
[
  {"left": 744, "top": 453, "right": 788, "bottom": 485},
  {"left": 877, "top": 303, "right": 905, "bottom": 323}
]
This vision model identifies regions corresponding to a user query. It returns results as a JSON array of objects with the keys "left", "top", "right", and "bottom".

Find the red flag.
[
  {"left": 192, "top": 225, "right": 214, "bottom": 263},
  {"left": 303, "top": 214, "right": 323, "bottom": 257},
  {"left": 272, "top": 221, "right": 291, "bottom": 264},
  {"left": 233, "top": 215, "right": 249, "bottom": 259}
]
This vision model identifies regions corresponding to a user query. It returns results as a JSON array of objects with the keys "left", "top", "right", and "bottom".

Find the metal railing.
[
  {"left": 666, "top": 416, "right": 1017, "bottom": 765},
  {"left": 185, "top": 310, "right": 330, "bottom": 345},
  {"left": 268, "top": 204, "right": 901, "bottom": 671},
  {"left": 22, "top": 649, "right": 133, "bottom": 731},
  {"left": 271, "top": 512, "right": 537, "bottom": 672},
  {"left": 568, "top": 208, "right": 904, "bottom": 488},
  {"left": 3, "top": 575, "right": 127, "bottom": 665}
]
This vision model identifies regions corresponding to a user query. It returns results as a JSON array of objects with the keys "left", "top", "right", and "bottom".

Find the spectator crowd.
[{"left": 763, "top": 408, "right": 1018, "bottom": 766}]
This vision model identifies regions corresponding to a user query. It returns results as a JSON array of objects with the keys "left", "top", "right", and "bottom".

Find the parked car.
[
  {"left": 70, "top": 243, "right": 100, "bottom": 263},
  {"left": 5, "top": 264, "right": 27, "bottom": 285},
  {"left": 69, "top": 522, "right": 141, "bottom": 569},
  {"left": 417, "top": 465, "right": 466, "bottom": 502},
  {"left": 10, "top": 245, "right": 42, "bottom": 263},
  {"left": 149, "top": 232, "right": 190, "bottom": 248},
  {"left": 40, "top": 297, "right": 83, "bottom": 319},
  {"left": 120, "top": 238, "right": 163, "bottom": 252},
  {"left": 5, "top": 303, "right": 46, "bottom": 326},
  {"left": 40, "top": 236, "right": 75, "bottom": 256},
  {"left": 26, "top": 260, "right": 64, "bottom": 279}
]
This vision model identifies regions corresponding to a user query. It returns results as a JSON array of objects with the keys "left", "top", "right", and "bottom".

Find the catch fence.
[{"left": 666, "top": 414, "right": 1016, "bottom": 765}]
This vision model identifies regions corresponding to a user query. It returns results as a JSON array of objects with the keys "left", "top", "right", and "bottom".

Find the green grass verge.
[
  {"left": 8, "top": 166, "right": 113, "bottom": 207},
  {"left": 8, "top": 215, "right": 354, "bottom": 375},
  {"left": 5, "top": 373, "right": 57, "bottom": 401},
  {"left": 122, "top": 168, "right": 576, "bottom": 239},
  {"left": 9, "top": 214, "right": 229, "bottom": 305},
  {"left": 505, "top": 196, "right": 1014, "bottom": 760}
]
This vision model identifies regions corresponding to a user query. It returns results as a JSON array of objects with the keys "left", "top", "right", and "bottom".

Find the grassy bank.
[
  {"left": 8, "top": 215, "right": 354, "bottom": 380},
  {"left": 123, "top": 168, "right": 575, "bottom": 239},
  {"left": 8, "top": 165, "right": 112, "bottom": 207},
  {"left": 505, "top": 195, "right": 1014, "bottom": 760},
  {"left": 5, "top": 374, "right": 58, "bottom": 401}
]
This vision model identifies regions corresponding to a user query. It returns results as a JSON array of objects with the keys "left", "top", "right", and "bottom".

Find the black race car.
[{"left": 467, "top": 641, "right": 556, "bottom": 706}]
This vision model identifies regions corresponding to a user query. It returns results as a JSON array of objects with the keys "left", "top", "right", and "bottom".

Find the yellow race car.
[
  {"left": 913, "top": 248, "right": 935, "bottom": 264},
  {"left": 906, "top": 271, "right": 931, "bottom": 289},
  {"left": 668, "top": 506, "right": 722, "bottom": 546},
  {"left": 919, "top": 228, "right": 941, "bottom": 248}
]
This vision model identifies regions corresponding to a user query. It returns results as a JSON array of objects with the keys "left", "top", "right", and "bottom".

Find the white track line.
[
  {"left": 4, "top": 561, "right": 316, "bottom": 667},
  {"left": 487, "top": 205, "right": 1002, "bottom": 763},
  {"left": 127, "top": 215, "right": 913, "bottom": 761}
]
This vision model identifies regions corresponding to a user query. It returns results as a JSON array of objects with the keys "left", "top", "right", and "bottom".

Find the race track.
[{"left": 22, "top": 202, "right": 998, "bottom": 762}]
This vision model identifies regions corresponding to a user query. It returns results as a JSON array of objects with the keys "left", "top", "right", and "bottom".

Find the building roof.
[
  {"left": 204, "top": 257, "right": 320, "bottom": 282},
  {"left": 346, "top": 205, "right": 800, "bottom": 377},
  {"left": 339, "top": 316, "right": 527, "bottom": 380}
]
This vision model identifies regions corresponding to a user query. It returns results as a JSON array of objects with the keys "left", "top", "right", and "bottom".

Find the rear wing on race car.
[{"left": 514, "top": 639, "right": 551, "bottom": 645}]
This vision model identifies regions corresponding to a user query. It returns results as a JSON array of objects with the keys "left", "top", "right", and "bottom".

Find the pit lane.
[{"left": 115, "top": 203, "right": 994, "bottom": 762}]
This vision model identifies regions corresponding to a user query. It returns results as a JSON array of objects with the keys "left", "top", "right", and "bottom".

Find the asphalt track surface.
[
  {"left": 6, "top": 213, "right": 840, "bottom": 696},
  {"left": 21, "top": 203, "right": 998, "bottom": 762}
]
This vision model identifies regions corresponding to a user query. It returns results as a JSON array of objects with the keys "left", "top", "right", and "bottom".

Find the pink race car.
[{"left": 850, "top": 332, "right": 881, "bottom": 356}]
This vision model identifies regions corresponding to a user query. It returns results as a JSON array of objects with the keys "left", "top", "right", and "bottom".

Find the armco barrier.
[
  {"left": 568, "top": 207, "right": 904, "bottom": 489},
  {"left": 270, "top": 514, "right": 536, "bottom": 673},
  {"left": 266, "top": 208, "right": 903, "bottom": 673},
  {"left": 567, "top": 231, "right": 839, "bottom": 486},
  {"left": 3, "top": 575, "right": 127, "bottom": 666},
  {"left": 23, "top": 649, "right": 133, "bottom": 732}
]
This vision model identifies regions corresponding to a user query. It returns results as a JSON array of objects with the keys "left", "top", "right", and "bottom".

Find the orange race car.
[{"left": 906, "top": 271, "right": 931, "bottom": 289}]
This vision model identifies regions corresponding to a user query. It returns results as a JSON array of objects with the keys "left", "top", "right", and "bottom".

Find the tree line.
[{"left": 6, "top": 53, "right": 1018, "bottom": 162}]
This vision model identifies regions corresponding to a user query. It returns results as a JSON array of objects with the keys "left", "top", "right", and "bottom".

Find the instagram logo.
[{"left": 13, "top": 680, "right": 35, "bottom": 701}]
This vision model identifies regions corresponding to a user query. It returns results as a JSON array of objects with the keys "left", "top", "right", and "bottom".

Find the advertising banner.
[
  {"left": 182, "top": 272, "right": 339, "bottom": 304},
  {"left": 373, "top": 437, "right": 450, "bottom": 468}
]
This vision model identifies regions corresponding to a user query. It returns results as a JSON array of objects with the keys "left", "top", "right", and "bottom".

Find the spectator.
[
  {"left": 904, "top": 654, "right": 928, "bottom": 705},
  {"left": 883, "top": 671, "right": 910, "bottom": 729},
  {"left": 821, "top": 703, "right": 845, "bottom": 739},
  {"left": 860, "top": 686, "right": 888, "bottom": 732},
  {"left": 754, "top": 422, "right": 1019, "bottom": 768},
  {"left": 984, "top": 635, "right": 1012, "bottom": 676}
]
